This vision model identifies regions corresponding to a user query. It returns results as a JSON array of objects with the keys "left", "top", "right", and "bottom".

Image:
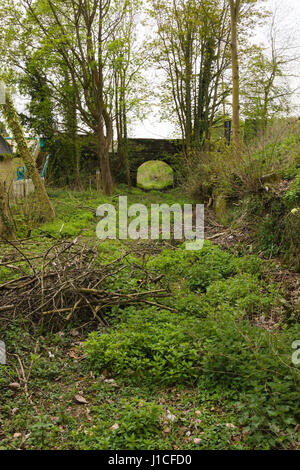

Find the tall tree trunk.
[
  {"left": 115, "top": 72, "right": 131, "bottom": 188},
  {"left": 229, "top": 0, "right": 241, "bottom": 154},
  {"left": 73, "top": 134, "right": 81, "bottom": 188},
  {"left": 99, "top": 148, "right": 113, "bottom": 196},
  {"left": 96, "top": 122, "right": 114, "bottom": 196},
  {"left": 121, "top": 82, "right": 131, "bottom": 188},
  {"left": 1, "top": 90, "right": 55, "bottom": 220},
  {"left": 184, "top": 30, "right": 193, "bottom": 155},
  {"left": 63, "top": 70, "right": 81, "bottom": 189},
  {"left": 0, "top": 181, "right": 16, "bottom": 240}
]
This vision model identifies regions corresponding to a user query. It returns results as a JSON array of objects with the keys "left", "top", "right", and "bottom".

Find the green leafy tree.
[{"left": 16, "top": 0, "right": 139, "bottom": 195}]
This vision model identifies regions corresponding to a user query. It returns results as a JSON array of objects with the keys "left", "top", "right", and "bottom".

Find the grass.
[
  {"left": 0, "top": 186, "right": 299, "bottom": 450},
  {"left": 9, "top": 185, "right": 190, "bottom": 241}
]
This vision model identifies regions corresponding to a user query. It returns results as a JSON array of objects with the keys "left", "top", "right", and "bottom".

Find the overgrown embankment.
[{"left": 185, "top": 121, "right": 300, "bottom": 269}]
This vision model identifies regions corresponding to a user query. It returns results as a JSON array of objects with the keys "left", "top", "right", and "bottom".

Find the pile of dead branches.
[{"left": 0, "top": 239, "right": 172, "bottom": 326}]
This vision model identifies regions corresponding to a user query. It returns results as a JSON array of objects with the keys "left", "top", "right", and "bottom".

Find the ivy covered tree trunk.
[
  {"left": 0, "top": 90, "right": 55, "bottom": 221},
  {"left": 62, "top": 70, "right": 81, "bottom": 189},
  {"left": 97, "top": 127, "right": 114, "bottom": 196},
  {"left": 95, "top": 101, "right": 114, "bottom": 195},
  {"left": 115, "top": 73, "right": 131, "bottom": 189},
  {"left": 0, "top": 181, "right": 16, "bottom": 240}
]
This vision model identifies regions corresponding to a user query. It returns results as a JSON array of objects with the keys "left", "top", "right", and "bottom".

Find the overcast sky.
[{"left": 133, "top": 0, "right": 300, "bottom": 138}]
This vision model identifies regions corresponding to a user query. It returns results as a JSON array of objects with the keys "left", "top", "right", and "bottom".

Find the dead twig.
[{"left": 0, "top": 241, "right": 171, "bottom": 329}]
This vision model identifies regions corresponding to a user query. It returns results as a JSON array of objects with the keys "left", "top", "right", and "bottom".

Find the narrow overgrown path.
[{"left": 0, "top": 188, "right": 299, "bottom": 450}]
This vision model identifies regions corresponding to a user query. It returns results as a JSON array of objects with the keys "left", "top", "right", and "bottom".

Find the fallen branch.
[
  {"left": 0, "top": 305, "right": 15, "bottom": 312},
  {"left": 0, "top": 241, "right": 171, "bottom": 328}
]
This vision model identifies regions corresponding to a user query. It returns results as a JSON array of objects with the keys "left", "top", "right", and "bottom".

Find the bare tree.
[{"left": 241, "top": 9, "right": 299, "bottom": 134}]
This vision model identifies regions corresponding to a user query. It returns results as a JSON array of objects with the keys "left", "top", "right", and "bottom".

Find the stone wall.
[
  {"left": 47, "top": 135, "right": 183, "bottom": 187},
  {"left": 115, "top": 138, "right": 182, "bottom": 185}
]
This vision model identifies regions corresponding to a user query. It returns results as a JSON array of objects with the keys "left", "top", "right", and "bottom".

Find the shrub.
[
  {"left": 184, "top": 121, "right": 300, "bottom": 202},
  {"left": 85, "top": 306, "right": 300, "bottom": 448},
  {"left": 205, "top": 274, "right": 280, "bottom": 318},
  {"left": 284, "top": 173, "right": 300, "bottom": 208},
  {"left": 185, "top": 245, "right": 236, "bottom": 292},
  {"left": 84, "top": 308, "right": 201, "bottom": 385},
  {"left": 231, "top": 254, "right": 264, "bottom": 276},
  {"left": 149, "top": 243, "right": 265, "bottom": 293},
  {"left": 85, "top": 239, "right": 299, "bottom": 449},
  {"left": 147, "top": 247, "right": 197, "bottom": 278},
  {"left": 172, "top": 293, "right": 208, "bottom": 317},
  {"left": 186, "top": 265, "right": 224, "bottom": 292},
  {"left": 149, "top": 242, "right": 234, "bottom": 279}
]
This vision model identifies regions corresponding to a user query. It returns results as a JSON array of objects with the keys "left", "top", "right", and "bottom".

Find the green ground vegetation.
[{"left": 0, "top": 187, "right": 299, "bottom": 450}]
